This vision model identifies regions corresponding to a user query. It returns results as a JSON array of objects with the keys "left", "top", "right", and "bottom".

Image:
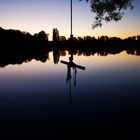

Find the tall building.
[{"left": 53, "top": 28, "right": 59, "bottom": 41}]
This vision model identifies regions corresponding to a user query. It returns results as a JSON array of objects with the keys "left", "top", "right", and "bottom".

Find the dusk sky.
[{"left": 0, "top": 0, "right": 140, "bottom": 40}]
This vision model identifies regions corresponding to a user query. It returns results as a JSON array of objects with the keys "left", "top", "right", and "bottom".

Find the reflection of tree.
[
  {"left": 0, "top": 52, "right": 50, "bottom": 67},
  {"left": 37, "top": 53, "right": 49, "bottom": 63},
  {"left": 126, "top": 48, "right": 140, "bottom": 56},
  {"left": 0, "top": 45, "right": 140, "bottom": 67}
]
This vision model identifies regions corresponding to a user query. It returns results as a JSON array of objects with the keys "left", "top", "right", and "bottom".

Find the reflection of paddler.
[
  {"left": 67, "top": 56, "right": 73, "bottom": 83},
  {"left": 61, "top": 55, "right": 85, "bottom": 103},
  {"left": 61, "top": 55, "right": 85, "bottom": 86},
  {"left": 67, "top": 62, "right": 71, "bottom": 83}
]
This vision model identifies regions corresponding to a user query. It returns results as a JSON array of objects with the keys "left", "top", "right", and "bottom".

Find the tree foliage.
[
  {"left": 34, "top": 31, "right": 49, "bottom": 40},
  {"left": 80, "top": 0, "right": 134, "bottom": 29}
]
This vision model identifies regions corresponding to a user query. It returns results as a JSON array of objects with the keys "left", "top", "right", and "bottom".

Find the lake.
[{"left": 0, "top": 49, "right": 140, "bottom": 137}]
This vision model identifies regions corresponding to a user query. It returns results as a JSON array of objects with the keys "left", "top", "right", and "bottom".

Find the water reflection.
[
  {"left": 0, "top": 46, "right": 140, "bottom": 137},
  {"left": 0, "top": 45, "right": 140, "bottom": 67},
  {"left": 53, "top": 49, "right": 60, "bottom": 64},
  {"left": 61, "top": 52, "right": 85, "bottom": 103}
]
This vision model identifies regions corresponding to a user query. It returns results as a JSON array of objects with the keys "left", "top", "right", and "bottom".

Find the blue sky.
[{"left": 0, "top": 0, "right": 140, "bottom": 40}]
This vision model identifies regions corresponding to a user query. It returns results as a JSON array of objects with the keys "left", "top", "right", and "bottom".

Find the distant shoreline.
[
  {"left": 0, "top": 27, "right": 140, "bottom": 44},
  {"left": 0, "top": 26, "right": 140, "bottom": 67}
]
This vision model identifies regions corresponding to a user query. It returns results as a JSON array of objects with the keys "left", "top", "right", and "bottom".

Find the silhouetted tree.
[
  {"left": 84, "top": 36, "right": 92, "bottom": 41},
  {"left": 80, "top": 0, "right": 134, "bottom": 28},
  {"left": 59, "top": 36, "right": 67, "bottom": 41},
  {"left": 77, "top": 36, "right": 84, "bottom": 41},
  {"left": 34, "top": 31, "right": 49, "bottom": 41},
  {"left": 137, "top": 36, "right": 140, "bottom": 41}
]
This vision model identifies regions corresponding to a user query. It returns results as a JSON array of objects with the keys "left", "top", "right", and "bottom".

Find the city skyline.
[{"left": 0, "top": 0, "right": 140, "bottom": 40}]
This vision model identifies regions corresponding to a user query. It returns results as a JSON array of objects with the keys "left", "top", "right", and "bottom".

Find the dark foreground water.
[{"left": 0, "top": 51, "right": 140, "bottom": 137}]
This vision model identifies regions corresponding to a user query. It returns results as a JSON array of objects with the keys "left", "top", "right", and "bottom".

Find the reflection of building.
[
  {"left": 53, "top": 49, "right": 60, "bottom": 64},
  {"left": 53, "top": 28, "right": 59, "bottom": 41}
]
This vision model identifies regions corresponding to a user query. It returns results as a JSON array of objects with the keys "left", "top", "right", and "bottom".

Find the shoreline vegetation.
[{"left": 0, "top": 27, "right": 140, "bottom": 67}]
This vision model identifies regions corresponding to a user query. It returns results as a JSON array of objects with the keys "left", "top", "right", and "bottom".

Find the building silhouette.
[{"left": 53, "top": 28, "right": 59, "bottom": 41}]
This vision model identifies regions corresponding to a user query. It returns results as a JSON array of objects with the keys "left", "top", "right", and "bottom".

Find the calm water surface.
[{"left": 0, "top": 51, "right": 140, "bottom": 137}]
